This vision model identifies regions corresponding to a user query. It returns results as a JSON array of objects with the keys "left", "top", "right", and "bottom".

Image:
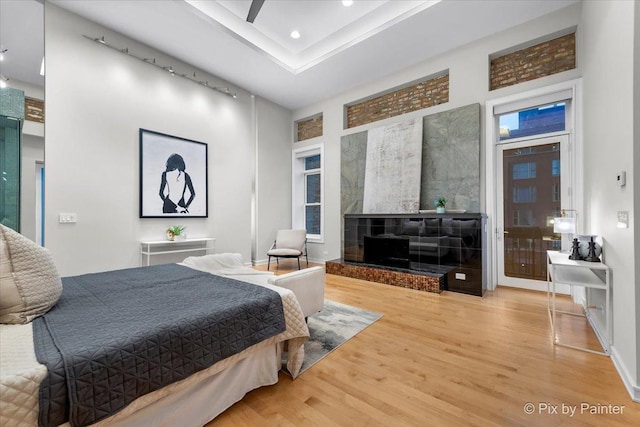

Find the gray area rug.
[{"left": 287, "top": 300, "right": 383, "bottom": 376}]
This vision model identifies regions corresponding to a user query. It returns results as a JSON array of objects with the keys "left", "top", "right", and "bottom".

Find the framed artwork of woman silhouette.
[{"left": 139, "top": 129, "right": 208, "bottom": 218}]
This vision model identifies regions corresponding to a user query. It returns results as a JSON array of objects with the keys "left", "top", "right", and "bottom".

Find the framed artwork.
[{"left": 139, "top": 128, "right": 208, "bottom": 218}]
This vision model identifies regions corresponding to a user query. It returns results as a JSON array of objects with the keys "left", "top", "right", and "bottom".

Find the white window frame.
[{"left": 292, "top": 143, "right": 324, "bottom": 243}]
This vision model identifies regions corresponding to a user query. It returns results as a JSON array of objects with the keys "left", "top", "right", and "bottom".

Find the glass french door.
[{"left": 496, "top": 135, "right": 569, "bottom": 291}]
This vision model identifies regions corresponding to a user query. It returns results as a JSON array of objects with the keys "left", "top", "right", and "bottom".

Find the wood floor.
[{"left": 208, "top": 260, "right": 640, "bottom": 426}]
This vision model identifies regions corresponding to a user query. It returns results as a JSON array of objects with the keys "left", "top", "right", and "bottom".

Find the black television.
[{"left": 363, "top": 235, "right": 410, "bottom": 269}]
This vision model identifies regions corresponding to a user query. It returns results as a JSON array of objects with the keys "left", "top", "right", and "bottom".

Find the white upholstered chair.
[{"left": 267, "top": 229, "right": 308, "bottom": 271}]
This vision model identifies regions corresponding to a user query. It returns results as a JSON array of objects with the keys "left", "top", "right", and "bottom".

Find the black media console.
[{"left": 344, "top": 213, "right": 487, "bottom": 296}]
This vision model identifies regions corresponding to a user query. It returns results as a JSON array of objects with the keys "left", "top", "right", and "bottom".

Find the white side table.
[
  {"left": 140, "top": 237, "right": 215, "bottom": 266},
  {"left": 546, "top": 250, "right": 611, "bottom": 356}
]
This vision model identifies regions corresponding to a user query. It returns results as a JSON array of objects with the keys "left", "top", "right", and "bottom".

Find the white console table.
[
  {"left": 547, "top": 250, "right": 611, "bottom": 356},
  {"left": 140, "top": 237, "right": 215, "bottom": 266}
]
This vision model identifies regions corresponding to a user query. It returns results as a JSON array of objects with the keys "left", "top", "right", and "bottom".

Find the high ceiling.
[{"left": 1, "top": 0, "right": 577, "bottom": 110}]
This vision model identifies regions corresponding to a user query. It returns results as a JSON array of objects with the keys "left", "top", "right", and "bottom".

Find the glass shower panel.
[{"left": 0, "top": 115, "right": 21, "bottom": 231}]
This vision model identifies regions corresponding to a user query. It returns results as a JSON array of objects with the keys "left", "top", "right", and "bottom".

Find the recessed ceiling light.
[
  {"left": 342, "top": 0, "right": 354, "bottom": 6},
  {"left": 290, "top": 30, "right": 301, "bottom": 39}
]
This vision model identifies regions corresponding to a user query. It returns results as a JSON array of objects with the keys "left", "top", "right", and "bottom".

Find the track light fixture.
[
  {"left": 84, "top": 35, "right": 237, "bottom": 99},
  {"left": 0, "top": 49, "right": 7, "bottom": 61},
  {"left": 0, "top": 75, "right": 9, "bottom": 89}
]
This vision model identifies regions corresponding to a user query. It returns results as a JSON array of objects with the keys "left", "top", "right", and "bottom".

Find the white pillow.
[{"left": 0, "top": 225, "right": 62, "bottom": 324}]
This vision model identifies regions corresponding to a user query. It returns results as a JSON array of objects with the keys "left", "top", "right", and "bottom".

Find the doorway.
[{"left": 496, "top": 135, "right": 570, "bottom": 292}]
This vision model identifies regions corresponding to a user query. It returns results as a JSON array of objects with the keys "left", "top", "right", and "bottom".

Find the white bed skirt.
[
  {"left": 60, "top": 341, "right": 281, "bottom": 427},
  {"left": 90, "top": 341, "right": 281, "bottom": 427}
]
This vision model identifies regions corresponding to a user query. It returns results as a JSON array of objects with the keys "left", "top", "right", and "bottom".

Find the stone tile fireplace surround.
[{"left": 328, "top": 213, "right": 487, "bottom": 296}]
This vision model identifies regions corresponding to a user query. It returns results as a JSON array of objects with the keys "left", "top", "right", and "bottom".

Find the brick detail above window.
[
  {"left": 296, "top": 114, "right": 323, "bottom": 142},
  {"left": 25, "top": 97, "right": 45, "bottom": 123},
  {"left": 346, "top": 73, "right": 449, "bottom": 129},
  {"left": 490, "top": 32, "right": 576, "bottom": 91}
]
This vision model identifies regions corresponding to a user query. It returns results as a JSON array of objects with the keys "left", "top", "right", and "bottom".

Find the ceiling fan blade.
[{"left": 246, "top": 0, "right": 265, "bottom": 23}]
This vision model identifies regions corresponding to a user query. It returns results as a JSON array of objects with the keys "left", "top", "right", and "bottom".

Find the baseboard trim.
[{"left": 610, "top": 346, "right": 640, "bottom": 402}]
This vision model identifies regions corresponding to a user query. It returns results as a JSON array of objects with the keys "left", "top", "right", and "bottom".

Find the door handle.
[{"left": 503, "top": 230, "right": 509, "bottom": 234}]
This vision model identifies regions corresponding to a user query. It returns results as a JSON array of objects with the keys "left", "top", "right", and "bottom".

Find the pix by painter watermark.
[{"left": 523, "top": 402, "right": 625, "bottom": 417}]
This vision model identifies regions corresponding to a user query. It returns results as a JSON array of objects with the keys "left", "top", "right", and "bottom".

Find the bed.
[{"left": 0, "top": 225, "right": 311, "bottom": 427}]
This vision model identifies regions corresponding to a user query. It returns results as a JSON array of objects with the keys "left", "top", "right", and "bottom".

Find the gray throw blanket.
[{"left": 33, "top": 264, "right": 285, "bottom": 427}]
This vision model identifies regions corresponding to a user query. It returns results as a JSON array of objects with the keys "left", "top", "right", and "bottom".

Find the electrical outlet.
[
  {"left": 59, "top": 213, "right": 77, "bottom": 224},
  {"left": 455, "top": 272, "right": 466, "bottom": 280}
]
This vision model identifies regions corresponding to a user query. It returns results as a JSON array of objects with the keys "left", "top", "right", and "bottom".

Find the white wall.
[
  {"left": 20, "top": 134, "right": 44, "bottom": 242},
  {"left": 44, "top": 4, "right": 267, "bottom": 275},
  {"left": 582, "top": 0, "right": 638, "bottom": 395},
  {"left": 254, "top": 97, "right": 293, "bottom": 264},
  {"left": 292, "top": 3, "right": 582, "bottom": 262}
]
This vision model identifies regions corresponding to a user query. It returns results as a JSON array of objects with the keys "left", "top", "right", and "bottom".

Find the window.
[
  {"left": 292, "top": 145, "right": 324, "bottom": 241},
  {"left": 498, "top": 102, "right": 566, "bottom": 141},
  {"left": 304, "top": 156, "right": 321, "bottom": 235},
  {"left": 551, "top": 183, "right": 560, "bottom": 202},
  {"left": 513, "top": 162, "right": 536, "bottom": 179},
  {"left": 551, "top": 159, "right": 560, "bottom": 176},
  {"left": 513, "top": 209, "right": 533, "bottom": 226},
  {"left": 513, "top": 210, "right": 521, "bottom": 226},
  {"left": 513, "top": 186, "right": 536, "bottom": 203}
]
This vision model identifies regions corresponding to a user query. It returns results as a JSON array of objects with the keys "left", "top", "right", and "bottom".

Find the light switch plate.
[
  {"left": 617, "top": 211, "right": 629, "bottom": 228},
  {"left": 59, "top": 213, "right": 77, "bottom": 223}
]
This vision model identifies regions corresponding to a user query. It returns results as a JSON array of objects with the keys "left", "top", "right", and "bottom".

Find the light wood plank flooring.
[{"left": 208, "top": 260, "right": 639, "bottom": 426}]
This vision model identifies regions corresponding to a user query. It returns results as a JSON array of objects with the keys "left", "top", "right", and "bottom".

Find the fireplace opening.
[{"left": 363, "top": 235, "right": 410, "bottom": 269}]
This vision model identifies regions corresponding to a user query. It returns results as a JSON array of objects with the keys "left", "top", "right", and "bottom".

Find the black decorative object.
[
  {"left": 584, "top": 236, "right": 601, "bottom": 262},
  {"left": 569, "top": 238, "right": 582, "bottom": 260}
]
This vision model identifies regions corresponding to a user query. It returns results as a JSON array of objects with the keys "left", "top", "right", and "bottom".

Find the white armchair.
[{"left": 266, "top": 229, "right": 308, "bottom": 270}]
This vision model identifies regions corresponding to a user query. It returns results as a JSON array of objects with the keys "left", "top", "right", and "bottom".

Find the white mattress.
[{"left": 0, "top": 266, "right": 309, "bottom": 427}]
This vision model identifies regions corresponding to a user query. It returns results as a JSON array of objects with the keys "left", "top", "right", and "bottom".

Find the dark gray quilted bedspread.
[{"left": 32, "top": 263, "right": 285, "bottom": 427}]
